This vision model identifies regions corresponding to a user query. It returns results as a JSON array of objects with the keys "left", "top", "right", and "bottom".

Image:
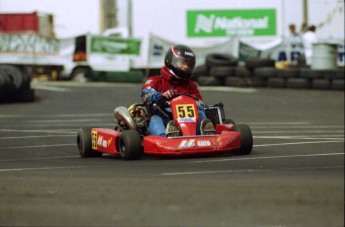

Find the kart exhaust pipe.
[{"left": 114, "top": 106, "right": 137, "bottom": 130}]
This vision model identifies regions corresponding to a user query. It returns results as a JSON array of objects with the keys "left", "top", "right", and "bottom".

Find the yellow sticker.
[
  {"left": 176, "top": 104, "right": 195, "bottom": 118},
  {"left": 91, "top": 130, "right": 97, "bottom": 149},
  {"left": 176, "top": 104, "right": 196, "bottom": 123}
]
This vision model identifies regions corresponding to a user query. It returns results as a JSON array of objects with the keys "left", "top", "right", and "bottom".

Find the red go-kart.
[{"left": 77, "top": 94, "right": 253, "bottom": 160}]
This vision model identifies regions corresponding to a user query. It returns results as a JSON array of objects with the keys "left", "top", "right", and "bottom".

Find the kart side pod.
[{"left": 114, "top": 106, "right": 137, "bottom": 130}]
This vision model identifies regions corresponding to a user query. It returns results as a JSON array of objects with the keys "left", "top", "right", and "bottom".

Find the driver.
[{"left": 141, "top": 44, "right": 215, "bottom": 137}]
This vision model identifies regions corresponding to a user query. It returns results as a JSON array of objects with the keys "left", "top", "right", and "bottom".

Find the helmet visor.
[{"left": 171, "top": 57, "right": 196, "bottom": 75}]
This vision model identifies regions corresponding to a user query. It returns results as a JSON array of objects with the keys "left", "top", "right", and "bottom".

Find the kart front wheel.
[
  {"left": 232, "top": 124, "right": 253, "bottom": 155},
  {"left": 77, "top": 128, "right": 102, "bottom": 157},
  {"left": 119, "top": 130, "right": 142, "bottom": 160}
]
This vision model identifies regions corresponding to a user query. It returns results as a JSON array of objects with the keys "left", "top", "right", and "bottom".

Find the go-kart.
[{"left": 77, "top": 93, "right": 253, "bottom": 160}]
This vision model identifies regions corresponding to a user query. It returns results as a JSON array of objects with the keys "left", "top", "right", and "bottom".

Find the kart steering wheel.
[
  {"left": 174, "top": 93, "right": 199, "bottom": 101},
  {"left": 153, "top": 93, "right": 199, "bottom": 118}
]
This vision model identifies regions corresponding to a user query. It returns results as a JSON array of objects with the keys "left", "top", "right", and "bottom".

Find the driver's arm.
[{"left": 141, "top": 77, "right": 166, "bottom": 106}]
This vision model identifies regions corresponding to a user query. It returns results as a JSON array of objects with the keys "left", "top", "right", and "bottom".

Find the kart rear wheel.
[
  {"left": 232, "top": 124, "right": 253, "bottom": 155},
  {"left": 77, "top": 128, "right": 102, "bottom": 157},
  {"left": 119, "top": 130, "right": 142, "bottom": 160}
]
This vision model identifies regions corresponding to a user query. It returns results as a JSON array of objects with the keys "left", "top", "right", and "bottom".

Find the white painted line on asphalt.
[
  {"left": 0, "top": 155, "right": 80, "bottom": 162},
  {"left": 0, "top": 113, "right": 110, "bottom": 118},
  {"left": 25, "top": 119, "right": 110, "bottom": 123},
  {"left": 252, "top": 125, "right": 344, "bottom": 129},
  {"left": 0, "top": 135, "right": 75, "bottom": 140},
  {"left": 0, "top": 143, "right": 75, "bottom": 150},
  {"left": 31, "top": 80, "right": 139, "bottom": 88},
  {"left": 0, "top": 129, "right": 76, "bottom": 134},
  {"left": 192, "top": 152, "right": 344, "bottom": 163},
  {"left": 254, "top": 130, "right": 344, "bottom": 134},
  {"left": 199, "top": 86, "right": 257, "bottom": 93},
  {"left": 161, "top": 169, "right": 263, "bottom": 176},
  {"left": 254, "top": 135, "right": 344, "bottom": 140},
  {"left": 0, "top": 166, "right": 87, "bottom": 172},
  {"left": 248, "top": 122, "right": 311, "bottom": 125},
  {"left": 161, "top": 165, "right": 344, "bottom": 176},
  {"left": 254, "top": 140, "right": 343, "bottom": 147},
  {"left": 31, "top": 84, "right": 69, "bottom": 92}
]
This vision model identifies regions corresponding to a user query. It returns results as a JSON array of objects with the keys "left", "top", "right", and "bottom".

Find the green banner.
[
  {"left": 90, "top": 36, "right": 141, "bottom": 55},
  {"left": 187, "top": 9, "right": 276, "bottom": 37}
]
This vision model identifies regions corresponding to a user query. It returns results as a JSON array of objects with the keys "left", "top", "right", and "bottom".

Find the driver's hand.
[
  {"left": 162, "top": 90, "right": 177, "bottom": 100},
  {"left": 157, "top": 90, "right": 175, "bottom": 109}
]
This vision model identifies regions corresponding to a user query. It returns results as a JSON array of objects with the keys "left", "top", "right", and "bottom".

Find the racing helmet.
[{"left": 165, "top": 44, "right": 196, "bottom": 80}]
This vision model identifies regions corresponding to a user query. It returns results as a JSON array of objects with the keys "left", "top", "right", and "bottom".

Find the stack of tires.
[
  {"left": 193, "top": 53, "right": 344, "bottom": 90},
  {"left": 193, "top": 53, "right": 238, "bottom": 86},
  {"left": 0, "top": 65, "right": 35, "bottom": 102},
  {"left": 194, "top": 54, "right": 276, "bottom": 87}
]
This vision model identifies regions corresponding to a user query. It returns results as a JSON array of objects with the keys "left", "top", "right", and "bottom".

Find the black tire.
[
  {"left": 197, "top": 76, "right": 223, "bottom": 86},
  {"left": 253, "top": 67, "right": 276, "bottom": 78},
  {"left": 245, "top": 58, "right": 275, "bottom": 70},
  {"left": 225, "top": 77, "right": 247, "bottom": 87},
  {"left": 232, "top": 124, "right": 253, "bottom": 155},
  {"left": 331, "top": 79, "right": 344, "bottom": 90},
  {"left": 235, "top": 66, "right": 252, "bottom": 78},
  {"left": 77, "top": 128, "right": 102, "bottom": 157},
  {"left": 276, "top": 68, "right": 300, "bottom": 78},
  {"left": 286, "top": 78, "right": 311, "bottom": 89},
  {"left": 300, "top": 68, "right": 324, "bottom": 79},
  {"left": 246, "top": 77, "right": 267, "bottom": 87},
  {"left": 267, "top": 77, "right": 286, "bottom": 88},
  {"left": 72, "top": 67, "right": 92, "bottom": 82},
  {"left": 209, "top": 66, "right": 236, "bottom": 78},
  {"left": 323, "top": 69, "right": 344, "bottom": 79},
  {"left": 205, "top": 54, "right": 238, "bottom": 68},
  {"left": 192, "top": 65, "right": 209, "bottom": 81},
  {"left": 14, "top": 89, "right": 35, "bottom": 102},
  {"left": 119, "top": 130, "right": 142, "bottom": 160},
  {"left": 0, "top": 73, "right": 13, "bottom": 100},
  {"left": 0, "top": 65, "right": 26, "bottom": 91},
  {"left": 312, "top": 79, "right": 331, "bottom": 90}
]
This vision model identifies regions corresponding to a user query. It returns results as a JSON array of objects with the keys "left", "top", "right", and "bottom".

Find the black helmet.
[{"left": 165, "top": 44, "right": 196, "bottom": 80}]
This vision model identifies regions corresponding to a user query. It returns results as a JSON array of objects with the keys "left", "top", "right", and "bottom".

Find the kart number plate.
[{"left": 176, "top": 104, "right": 196, "bottom": 123}]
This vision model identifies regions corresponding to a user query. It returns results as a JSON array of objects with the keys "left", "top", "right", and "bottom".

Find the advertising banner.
[
  {"left": 187, "top": 9, "right": 277, "bottom": 37},
  {"left": 147, "top": 33, "right": 238, "bottom": 68},
  {"left": 0, "top": 33, "right": 62, "bottom": 65},
  {"left": 90, "top": 36, "right": 141, "bottom": 55},
  {"left": 88, "top": 35, "right": 141, "bottom": 72}
]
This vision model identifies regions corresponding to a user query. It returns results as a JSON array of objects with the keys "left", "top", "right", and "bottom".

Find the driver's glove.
[
  {"left": 157, "top": 90, "right": 176, "bottom": 108},
  {"left": 162, "top": 90, "right": 177, "bottom": 100}
]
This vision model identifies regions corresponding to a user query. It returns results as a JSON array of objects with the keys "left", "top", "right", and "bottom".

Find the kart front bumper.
[{"left": 143, "top": 131, "right": 241, "bottom": 156}]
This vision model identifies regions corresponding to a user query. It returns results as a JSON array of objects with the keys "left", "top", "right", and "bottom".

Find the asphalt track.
[{"left": 0, "top": 80, "right": 344, "bottom": 227}]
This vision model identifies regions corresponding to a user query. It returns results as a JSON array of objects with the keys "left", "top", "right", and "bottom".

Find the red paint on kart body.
[
  {"left": 91, "top": 126, "right": 240, "bottom": 157},
  {"left": 216, "top": 123, "right": 233, "bottom": 134},
  {"left": 170, "top": 95, "right": 199, "bottom": 136},
  {"left": 91, "top": 128, "right": 121, "bottom": 155},
  {"left": 143, "top": 130, "right": 240, "bottom": 156}
]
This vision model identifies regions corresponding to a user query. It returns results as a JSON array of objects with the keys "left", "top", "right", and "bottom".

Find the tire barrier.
[
  {"left": 205, "top": 53, "right": 238, "bottom": 68},
  {"left": 195, "top": 54, "right": 344, "bottom": 91},
  {"left": 0, "top": 65, "right": 35, "bottom": 102}
]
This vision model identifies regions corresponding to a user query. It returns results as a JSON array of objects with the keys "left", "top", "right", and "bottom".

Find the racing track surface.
[{"left": 0, "top": 80, "right": 344, "bottom": 226}]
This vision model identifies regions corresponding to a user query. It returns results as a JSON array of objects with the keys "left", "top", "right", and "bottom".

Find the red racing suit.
[{"left": 141, "top": 66, "right": 202, "bottom": 105}]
